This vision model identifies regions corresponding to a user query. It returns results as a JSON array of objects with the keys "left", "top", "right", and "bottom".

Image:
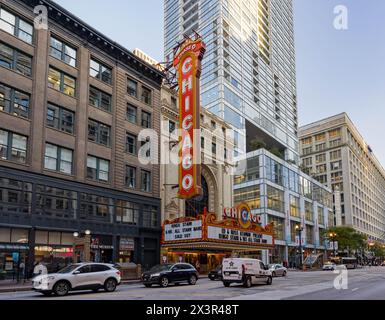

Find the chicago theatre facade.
[
  {"left": 160, "top": 85, "right": 275, "bottom": 272},
  {"left": 159, "top": 38, "right": 275, "bottom": 272}
]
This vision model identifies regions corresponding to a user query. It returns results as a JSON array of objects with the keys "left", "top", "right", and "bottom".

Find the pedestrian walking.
[
  {"left": 19, "top": 261, "right": 26, "bottom": 283},
  {"left": 195, "top": 260, "right": 201, "bottom": 273}
]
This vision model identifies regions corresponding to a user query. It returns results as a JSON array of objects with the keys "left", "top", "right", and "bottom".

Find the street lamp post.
[
  {"left": 295, "top": 225, "right": 304, "bottom": 269},
  {"left": 329, "top": 232, "right": 337, "bottom": 257},
  {"left": 73, "top": 230, "right": 92, "bottom": 263}
]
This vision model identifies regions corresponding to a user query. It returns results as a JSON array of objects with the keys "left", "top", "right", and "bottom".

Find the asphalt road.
[{"left": 0, "top": 267, "right": 384, "bottom": 300}]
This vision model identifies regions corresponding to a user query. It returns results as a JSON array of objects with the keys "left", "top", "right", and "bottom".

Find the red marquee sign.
[{"left": 173, "top": 38, "right": 206, "bottom": 199}]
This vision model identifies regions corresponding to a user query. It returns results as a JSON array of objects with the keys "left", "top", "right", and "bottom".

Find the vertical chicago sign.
[{"left": 173, "top": 38, "right": 206, "bottom": 199}]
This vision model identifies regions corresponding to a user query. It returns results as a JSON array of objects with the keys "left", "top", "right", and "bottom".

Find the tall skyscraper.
[
  {"left": 165, "top": 1, "right": 335, "bottom": 266},
  {"left": 164, "top": 0, "right": 299, "bottom": 163}
]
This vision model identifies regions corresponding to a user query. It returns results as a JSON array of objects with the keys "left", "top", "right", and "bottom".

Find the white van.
[{"left": 222, "top": 258, "right": 273, "bottom": 288}]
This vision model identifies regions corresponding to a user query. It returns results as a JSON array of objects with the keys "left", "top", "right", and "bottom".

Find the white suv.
[{"left": 32, "top": 263, "right": 121, "bottom": 296}]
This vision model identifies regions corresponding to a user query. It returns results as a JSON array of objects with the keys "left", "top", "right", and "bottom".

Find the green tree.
[
  {"left": 269, "top": 147, "right": 284, "bottom": 159},
  {"left": 370, "top": 242, "right": 385, "bottom": 259},
  {"left": 322, "top": 226, "right": 367, "bottom": 255}
]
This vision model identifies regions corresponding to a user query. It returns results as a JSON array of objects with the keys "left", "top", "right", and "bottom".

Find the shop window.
[
  {"left": 61, "top": 233, "right": 74, "bottom": 246},
  {"left": 35, "top": 231, "right": 48, "bottom": 244},
  {"left": 48, "top": 232, "right": 61, "bottom": 245},
  {"left": 10, "top": 228, "right": 28, "bottom": 243},
  {"left": 0, "top": 228, "right": 10, "bottom": 242}
]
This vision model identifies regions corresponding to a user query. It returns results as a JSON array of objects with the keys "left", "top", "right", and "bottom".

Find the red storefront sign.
[{"left": 173, "top": 39, "right": 206, "bottom": 199}]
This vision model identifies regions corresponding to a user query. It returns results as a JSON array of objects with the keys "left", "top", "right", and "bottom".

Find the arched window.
[{"left": 185, "top": 176, "right": 209, "bottom": 218}]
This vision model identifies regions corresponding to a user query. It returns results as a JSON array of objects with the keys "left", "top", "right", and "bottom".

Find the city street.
[{"left": 0, "top": 267, "right": 384, "bottom": 300}]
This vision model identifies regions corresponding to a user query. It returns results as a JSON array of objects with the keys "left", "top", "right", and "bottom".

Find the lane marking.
[{"left": 352, "top": 288, "right": 359, "bottom": 292}]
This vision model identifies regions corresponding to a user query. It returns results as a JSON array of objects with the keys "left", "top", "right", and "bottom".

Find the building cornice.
[{"left": 18, "top": 0, "right": 164, "bottom": 86}]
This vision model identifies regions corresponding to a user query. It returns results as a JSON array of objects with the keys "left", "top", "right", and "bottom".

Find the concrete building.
[
  {"left": 164, "top": 0, "right": 299, "bottom": 163},
  {"left": 0, "top": 0, "right": 164, "bottom": 276},
  {"left": 299, "top": 113, "right": 385, "bottom": 242}
]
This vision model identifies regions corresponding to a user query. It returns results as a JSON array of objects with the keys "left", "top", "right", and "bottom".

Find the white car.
[
  {"left": 222, "top": 258, "right": 273, "bottom": 288},
  {"left": 322, "top": 262, "right": 337, "bottom": 271},
  {"left": 32, "top": 263, "right": 121, "bottom": 296},
  {"left": 269, "top": 264, "right": 288, "bottom": 277}
]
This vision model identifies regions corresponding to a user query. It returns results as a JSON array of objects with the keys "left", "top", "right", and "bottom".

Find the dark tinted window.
[
  {"left": 78, "top": 265, "right": 92, "bottom": 274},
  {"left": 182, "top": 264, "right": 194, "bottom": 270},
  {"left": 259, "top": 262, "right": 265, "bottom": 270},
  {"left": 172, "top": 264, "right": 184, "bottom": 270},
  {"left": 91, "top": 264, "right": 110, "bottom": 273}
]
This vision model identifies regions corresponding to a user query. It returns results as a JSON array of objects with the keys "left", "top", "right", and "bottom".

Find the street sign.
[{"left": 328, "top": 241, "right": 338, "bottom": 251}]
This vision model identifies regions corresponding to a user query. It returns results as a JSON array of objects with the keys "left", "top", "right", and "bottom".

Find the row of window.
[
  {"left": 47, "top": 67, "right": 153, "bottom": 111},
  {"left": 301, "top": 129, "right": 342, "bottom": 145},
  {"left": 0, "top": 30, "right": 152, "bottom": 109},
  {"left": 1, "top": 91, "right": 152, "bottom": 151},
  {"left": 0, "top": 128, "right": 153, "bottom": 192},
  {"left": 0, "top": 177, "right": 158, "bottom": 226}
]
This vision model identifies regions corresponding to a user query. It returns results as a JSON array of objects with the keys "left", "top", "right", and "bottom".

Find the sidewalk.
[{"left": 0, "top": 279, "right": 142, "bottom": 293}]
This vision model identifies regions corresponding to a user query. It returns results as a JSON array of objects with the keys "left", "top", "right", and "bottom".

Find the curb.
[{"left": 0, "top": 280, "right": 142, "bottom": 294}]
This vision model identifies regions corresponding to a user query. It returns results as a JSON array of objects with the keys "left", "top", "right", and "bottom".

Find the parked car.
[
  {"left": 141, "top": 263, "right": 199, "bottom": 288},
  {"left": 269, "top": 264, "right": 287, "bottom": 277},
  {"left": 32, "top": 263, "right": 121, "bottom": 296},
  {"left": 222, "top": 258, "right": 272, "bottom": 288},
  {"left": 322, "top": 262, "right": 337, "bottom": 271},
  {"left": 208, "top": 265, "right": 222, "bottom": 281}
]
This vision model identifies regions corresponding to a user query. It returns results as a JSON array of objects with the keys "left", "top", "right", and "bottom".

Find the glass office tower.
[{"left": 164, "top": 0, "right": 299, "bottom": 163}]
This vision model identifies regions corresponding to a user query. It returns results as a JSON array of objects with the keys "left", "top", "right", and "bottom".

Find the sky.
[{"left": 54, "top": 0, "right": 385, "bottom": 164}]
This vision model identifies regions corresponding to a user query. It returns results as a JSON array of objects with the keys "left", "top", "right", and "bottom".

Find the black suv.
[
  {"left": 141, "top": 263, "right": 199, "bottom": 288},
  {"left": 208, "top": 265, "right": 222, "bottom": 281}
]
